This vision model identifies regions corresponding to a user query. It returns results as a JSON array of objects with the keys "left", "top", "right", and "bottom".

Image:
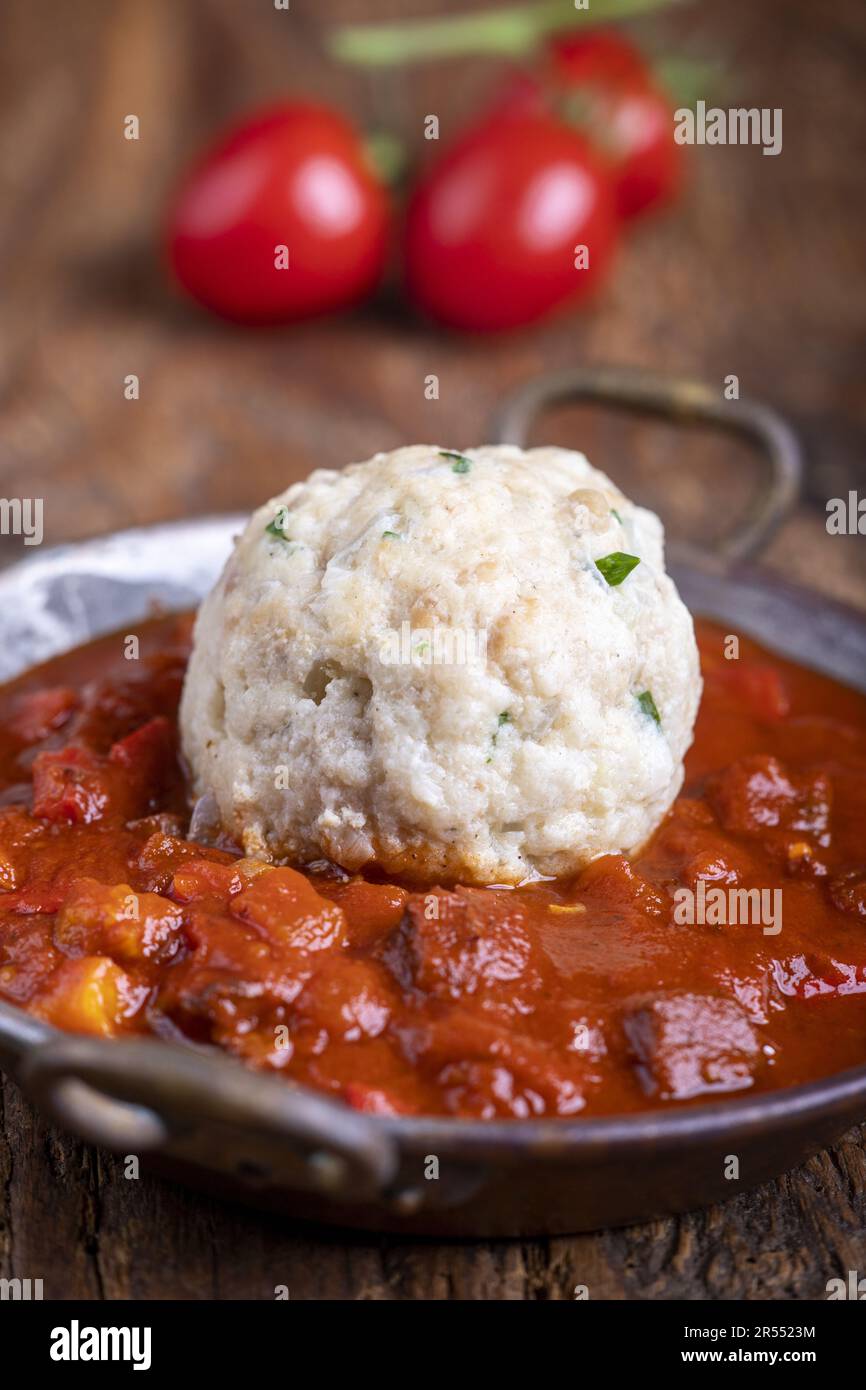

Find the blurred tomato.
[
  {"left": 548, "top": 29, "right": 649, "bottom": 88},
  {"left": 549, "top": 32, "right": 683, "bottom": 219},
  {"left": 166, "top": 103, "right": 390, "bottom": 324},
  {"left": 497, "top": 31, "right": 683, "bottom": 220},
  {"left": 403, "top": 112, "right": 618, "bottom": 332}
]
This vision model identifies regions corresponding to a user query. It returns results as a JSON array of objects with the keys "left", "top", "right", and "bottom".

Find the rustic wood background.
[{"left": 0, "top": 0, "right": 864, "bottom": 1299}]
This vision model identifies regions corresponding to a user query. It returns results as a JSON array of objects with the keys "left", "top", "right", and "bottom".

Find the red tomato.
[
  {"left": 710, "top": 663, "right": 792, "bottom": 722},
  {"left": 548, "top": 30, "right": 649, "bottom": 88},
  {"left": 497, "top": 31, "right": 683, "bottom": 220},
  {"left": 549, "top": 32, "right": 683, "bottom": 219},
  {"left": 403, "top": 111, "right": 618, "bottom": 332},
  {"left": 166, "top": 103, "right": 391, "bottom": 324}
]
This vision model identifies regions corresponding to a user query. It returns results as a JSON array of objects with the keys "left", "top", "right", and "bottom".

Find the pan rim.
[{"left": 2, "top": 996, "right": 865, "bottom": 1155}]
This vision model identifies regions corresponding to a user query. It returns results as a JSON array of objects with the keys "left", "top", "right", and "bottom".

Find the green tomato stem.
[
  {"left": 329, "top": 0, "right": 682, "bottom": 68},
  {"left": 363, "top": 130, "right": 408, "bottom": 185}
]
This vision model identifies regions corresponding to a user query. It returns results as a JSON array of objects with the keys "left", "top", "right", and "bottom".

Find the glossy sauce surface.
[{"left": 0, "top": 615, "right": 865, "bottom": 1119}]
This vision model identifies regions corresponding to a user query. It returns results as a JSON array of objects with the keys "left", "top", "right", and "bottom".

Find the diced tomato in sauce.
[
  {"left": 32, "top": 955, "right": 149, "bottom": 1036},
  {"left": 0, "top": 616, "right": 865, "bottom": 1118},
  {"left": 706, "top": 661, "right": 791, "bottom": 722},
  {"left": 31, "top": 745, "right": 114, "bottom": 824},
  {"left": 54, "top": 877, "right": 184, "bottom": 965},
  {"left": 9, "top": 687, "right": 78, "bottom": 742}
]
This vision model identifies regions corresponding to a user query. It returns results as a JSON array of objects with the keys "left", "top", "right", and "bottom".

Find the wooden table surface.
[{"left": 1, "top": 0, "right": 864, "bottom": 1299}]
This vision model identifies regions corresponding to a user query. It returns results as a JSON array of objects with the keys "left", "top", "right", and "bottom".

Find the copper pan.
[{"left": 1, "top": 367, "right": 864, "bottom": 1238}]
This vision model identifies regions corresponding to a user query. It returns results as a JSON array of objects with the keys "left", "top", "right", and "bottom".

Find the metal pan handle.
[
  {"left": 492, "top": 365, "right": 803, "bottom": 565},
  {"left": 9, "top": 1018, "right": 399, "bottom": 1203}
]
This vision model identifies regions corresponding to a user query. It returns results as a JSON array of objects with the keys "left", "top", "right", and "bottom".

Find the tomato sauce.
[{"left": 0, "top": 615, "right": 865, "bottom": 1120}]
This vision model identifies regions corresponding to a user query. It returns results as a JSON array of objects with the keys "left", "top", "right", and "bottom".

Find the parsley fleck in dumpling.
[{"left": 180, "top": 445, "right": 701, "bottom": 884}]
